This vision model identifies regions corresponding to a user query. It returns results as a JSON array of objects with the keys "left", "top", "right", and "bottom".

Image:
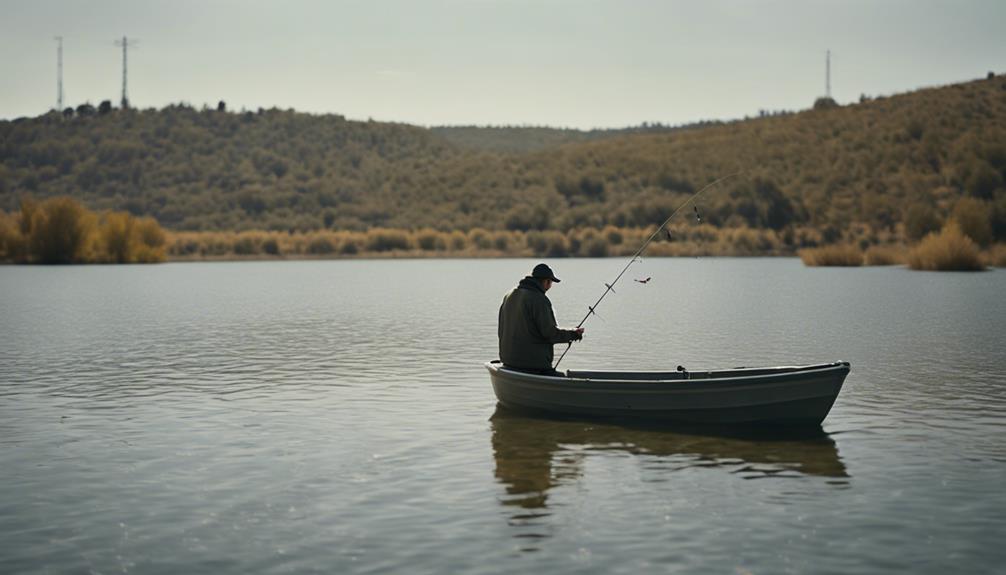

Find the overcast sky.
[{"left": 1, "top": 0, "right": 1003, "bottom": 128}]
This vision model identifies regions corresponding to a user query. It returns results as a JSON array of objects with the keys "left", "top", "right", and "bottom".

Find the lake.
[{"left": 2, "top": 258, "right": 1004, "bottom": 574}]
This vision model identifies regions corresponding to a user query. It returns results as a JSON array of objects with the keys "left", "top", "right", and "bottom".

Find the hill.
[{"left": 1, "top": 77, "right": 1004, "bottom": 245}]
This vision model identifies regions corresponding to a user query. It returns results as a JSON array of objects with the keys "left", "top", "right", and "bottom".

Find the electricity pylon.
[{"left": 114, "top": 36, "right": 138, "bottom": 109}]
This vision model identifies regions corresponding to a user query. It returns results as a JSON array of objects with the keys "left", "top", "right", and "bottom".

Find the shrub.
[
  {"left": 169, "top": 235, "right": 200, "bottom": 256},
  {"left": 199, "top": 234, "right": 232, "bottom": 256},
  {"left": 492, "top": 232, "right": 510, "bottom": 252},
  {"left": 863, "top": 245, "right": 906, "bottom": 266},
  {"left": 339, "top": 236, "right": 360, "bottom": 255},
  {"left": 799, "top": 244, "right": 863, "bottom": 267},
  {"left": 603, "top": 226, "right": 623, "bottom": 246},
  {"left": 982, "top": 244, "right": 1006, "bottom": 268},
  {"left": 468, "top": 228, "right": 493, "bottom": 250},
  {"left": 414, "top": 229, "right": 444, "bottom": 251},
  {"left": 136, "top": 217, "right": 166, "bottom": 253},
  {"left": 233, "top": 235, "right": 259, "bottom": 255},
  {"left": 262, "top": 237, "right": 280, "bottom": 255},
  {"left": 729, "top": 227, "right": 761, "bottom": 255},
  {"left": 523, "top": 230, "right": 567, "bottom": 257},
  {"left": 307, "top": 236, "right": 336, "bottom": 254},
  {"left": 906, "top": 221, "right": 984, "bottom": 271},
  {"left": 565, "top": 230, "right": 582, "bottom": 255},
  {"left": 97, "top": 214, "right": 166, "bottom": 263},
  {"left": 583, "top": 235, "right": 608, "bottom": 257},
  {"left": 447, "top": 230, "right": 467, "bottom": 251},
  {"left": 133, "top": 243, "right": 165, "bottom": 263},
  {"left": 525, "top": 231, "right": 548, "bottom": 254},
  {"left": 366, "top": 229, "right": 411, "bottom": 252}
]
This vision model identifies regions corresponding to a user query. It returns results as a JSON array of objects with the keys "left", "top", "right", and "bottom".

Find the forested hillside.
[
  {"left": 2, "top": 76, "right": 1004, "bottom": 245},
  {"left": 430, "top": 121, "right": 719, "bottom": 153}
]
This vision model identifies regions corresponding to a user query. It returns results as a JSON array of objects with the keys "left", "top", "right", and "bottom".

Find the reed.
[
  {"left": 798, "top": 244, "right": 864, "bottom": 267},
  {"left": 906, "top": 221, "right": 985, "bottom": 271}
]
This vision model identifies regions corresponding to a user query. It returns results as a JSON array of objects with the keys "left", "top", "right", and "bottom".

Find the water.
[{"left": 1, "top": 258, "right": 1004, "bottom": 574}]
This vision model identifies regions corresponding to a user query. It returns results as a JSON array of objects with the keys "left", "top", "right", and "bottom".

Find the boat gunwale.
[{"left": 485, "top": 360, "right": 850, "bottom": 387}]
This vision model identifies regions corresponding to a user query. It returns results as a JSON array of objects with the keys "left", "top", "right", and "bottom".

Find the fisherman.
[{"left": 498, "top": 263, "right": 584, "bottom": 376}]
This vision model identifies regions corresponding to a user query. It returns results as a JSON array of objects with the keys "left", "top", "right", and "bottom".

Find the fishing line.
[{"left": 553, "top": 171, "right": 743, "bottom": 370}]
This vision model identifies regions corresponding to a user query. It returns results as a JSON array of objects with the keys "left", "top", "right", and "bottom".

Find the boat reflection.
[{"left": 490, "top": 405, "right": 848, "bottom": 547}]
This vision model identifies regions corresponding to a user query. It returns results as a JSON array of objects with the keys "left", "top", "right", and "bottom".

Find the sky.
[{"left": 1, "top": 0, "right": 1004, "bottom": 129}]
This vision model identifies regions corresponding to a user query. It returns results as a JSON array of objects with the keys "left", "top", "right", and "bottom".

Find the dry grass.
[
  {"left": 863, "top": 245, "right": 907, "bottom": 266},
  {"left": 906, "top": 221, "right": 985, "bottom": 271},
  {"left": 798, "top": 244, "right": 864, "bottom": 267}
]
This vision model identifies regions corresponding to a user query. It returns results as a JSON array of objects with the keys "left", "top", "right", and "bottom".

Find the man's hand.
[{"left": 571, "top": 327, "right": 585, "bottom": 341}]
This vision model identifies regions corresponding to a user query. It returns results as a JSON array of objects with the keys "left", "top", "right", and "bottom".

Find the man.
[{"left": 498, "top": 263, "right": 585, "bottom": 375}]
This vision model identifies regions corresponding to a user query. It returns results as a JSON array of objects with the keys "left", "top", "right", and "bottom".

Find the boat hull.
[{"left": 486, "top": 361, "right": 850, "bottom": 426}]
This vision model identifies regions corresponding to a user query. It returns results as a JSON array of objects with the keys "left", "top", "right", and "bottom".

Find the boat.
[{"left": 485, "top": 360, "right": 850, "bottom": 426}]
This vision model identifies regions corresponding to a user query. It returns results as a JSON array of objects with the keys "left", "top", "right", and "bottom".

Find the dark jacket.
[{"left": 498, "top": 277, "right": 579, "bottom": 371}]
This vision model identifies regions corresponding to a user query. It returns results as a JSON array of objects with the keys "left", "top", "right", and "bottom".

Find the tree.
[
  {"left": 967, "top": 162, "right": 1003, "bottom": 200},
  {"left": 98, "top": 100, "right": 113, "bottom": 115},
  {"left": 951, "top": 197, "right": 993, "bottom": 246},
  {"left": 217, "top": 100, "right": 226, "bottom": 112},
  {"left": 904, "top": 203, "right": 942, "bottom": 242},
  {"left": 755, "top": 178, "right": 797, "bottom": 230},
  {"left": 813, "top": 97, "right": 838, "bottom": 110},
  {"left": 28, "top": 197, "right": 94, "bottom": 263}
]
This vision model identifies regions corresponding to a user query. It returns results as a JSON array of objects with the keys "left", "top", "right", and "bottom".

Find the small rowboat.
[{"left": 486, "top": 360, "right": 850, "bottom": 426}]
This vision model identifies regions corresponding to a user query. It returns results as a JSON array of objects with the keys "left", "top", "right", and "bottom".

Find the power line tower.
[
  {"left": 54, "top": 36, "right": 63, "bottom": 111},
  {"left": 114, "top": 36, "right": 138, "bottom": 109}
]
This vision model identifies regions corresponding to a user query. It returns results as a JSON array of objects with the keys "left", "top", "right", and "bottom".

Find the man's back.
[{"left": 498, "top": 275, "right": 577, "bottom": 372}]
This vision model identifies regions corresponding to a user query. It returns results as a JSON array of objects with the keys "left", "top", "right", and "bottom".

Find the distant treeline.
[
  {"left": 430, "top": 120, "right": 725, "bottom": 153},
  {"left": 1, "top": 76, "right": 1004, "bottom": 251},
  {"left": 0, "top": 196, "right": 166, "bottom": 263}
]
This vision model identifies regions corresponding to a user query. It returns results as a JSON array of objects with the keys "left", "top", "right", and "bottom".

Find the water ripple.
[{"left": 2, "top": 260, "right": 1005, "bottom": 574}]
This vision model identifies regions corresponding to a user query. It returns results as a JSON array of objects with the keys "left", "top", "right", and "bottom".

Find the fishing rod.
[{"left": 553, "top": 171, "right": 743, "bottom": 370}]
